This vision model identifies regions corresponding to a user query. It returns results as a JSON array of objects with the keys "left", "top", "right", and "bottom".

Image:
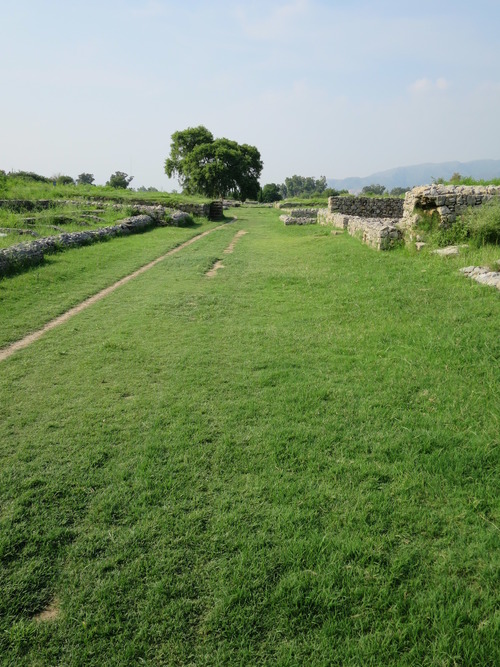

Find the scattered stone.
[
  {"left": 0, "top": 227, "right": 39, "bottom": 237},
  {"left": 415, "top": 242, "right": 427, "bottom": 251},
  {"left": 281, "top": 214, "right": 317, "bottom": 225},
  {"left": 460, "top": 265, "right": 500, "bottom": 290},
  {"left": 432, "top": 245, "right": 468, "bottom": 257},
  {"left": 167, "top": 210, "right": 192, "bottom": 225}
]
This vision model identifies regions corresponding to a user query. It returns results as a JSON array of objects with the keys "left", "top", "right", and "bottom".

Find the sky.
[{"left": 1, "top": 0, "right": 500, "bottom": 190}]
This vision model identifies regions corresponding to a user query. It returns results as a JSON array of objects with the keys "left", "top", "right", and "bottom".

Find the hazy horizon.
[{"left": 2, "top": 0, "right": 500, "bottom": 190}]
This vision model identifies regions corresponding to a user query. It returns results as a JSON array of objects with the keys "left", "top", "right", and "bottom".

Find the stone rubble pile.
[{"left": 432, "top": 245, "right": 468, "bottom": 257}]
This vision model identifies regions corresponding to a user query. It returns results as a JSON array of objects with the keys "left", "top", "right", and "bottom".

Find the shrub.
[
  {"left": 55, "top": 175, "right": 75, "bottom": 186},
  {"left": 8, "top": 170, "right": 51, "bottom": 183},
  {"left": 0, "top": 169, "right": 7, "bottom": 196},
  {"left": 435, "top": 218, "right": 469, "bottom": 247},
  {"left": 463, "top": 200, "right": 500, "bottom": 246}
]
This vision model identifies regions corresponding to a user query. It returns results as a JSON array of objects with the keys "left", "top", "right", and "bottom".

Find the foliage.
[
  {"left": 416, "top": 199, "right": 500, "bottom": 247},
  {"left": 137, "top": 186, "right": 159, "bottom": 192},
  {"left": 77, "top": 173, "right": 95, "bottom": 186},
  {"left": 434, "top": 218, "right": 470, "bottom": 247},
  {"left": 7, "top": 170, "right": 51, "bottom": 183},
  {"left": 165, "top": 126, "right": 262, "bottom": 201},
  {"left": 106, "top": 171, "right": 134, "bottom": 189},
  {"left": 55, "top": 175, "right": 75, "bottom": 186},
  {"left": 0, "top": 169, "right": 7, "bottom": 196},
  {"left": 432, "top": 174, "right": 500, "bottom": 186},
  {"left": 280, "top": 175, "right": 327, "bottom": 198},
  {"left": 259, "top": 183, "right": 282, "bottom": 203},
  {"left": 462, "top": 199, "right": 500, "bottom": 246},
  {"left": 389, "top": 186, "right": 410, "bottom": 196},
  {"left": 165, "top": 125, "right": 214, "bottom": 193},
  {"left": 361, "top": 183, "right": 386, "bottom": 195},
  {"left": 449, "top": 176, "right": 500, "bottom": 186},
  {"left": 324, "top": 187, "right": 349, "bottom": 197}
]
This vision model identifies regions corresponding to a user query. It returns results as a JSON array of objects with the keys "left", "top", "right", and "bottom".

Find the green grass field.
[{"left": 0, "top": 208, "right": 498, "bottom": 666}]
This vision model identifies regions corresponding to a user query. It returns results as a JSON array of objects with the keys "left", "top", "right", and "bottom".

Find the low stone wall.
[
  {"left": 280, "top": 214, "right": 316, "bottom": 225},
  {"left": 345, "top": 216, "right": 403, "bottom": 250},
  {"left": 401, "top": 185, "right": 500, "bottom": 229},
  {"left": 0, "top": 199, "right": 57, "bottom": 212},
  {"left": 317, "top": 209, "right": 345, "bottom": 227},
  {"left": 0, "top": 213, "right": 188, "bottom": 277},
  {"left": 0, "top": 198, "right": 212, "bottom": 218},
  {"left": 328, "top": 196, "right": 404, "bottom": 219},
  {"left": 280, "top": 207, "right": 319, "bottom": 225}
]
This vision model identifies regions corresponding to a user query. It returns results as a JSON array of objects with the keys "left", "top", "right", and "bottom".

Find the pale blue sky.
[{"left": 1, "top": 0, "right": 499, "bottom": 189}]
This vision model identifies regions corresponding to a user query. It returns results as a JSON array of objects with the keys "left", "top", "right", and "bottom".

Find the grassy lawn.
[
  {"left": 0, "top": 220, "right": 219, "bottom": 348},
  {"left": 0, "top": 208, "right": 498, "bottom": 665}
]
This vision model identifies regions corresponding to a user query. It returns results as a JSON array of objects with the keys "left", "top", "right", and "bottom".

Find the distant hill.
[{"left": 327, "top": 159, "right": 500, "bottom": 192}]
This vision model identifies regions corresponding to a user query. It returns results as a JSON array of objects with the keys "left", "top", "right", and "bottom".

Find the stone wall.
[
  {"left": 0, "top": 198, "right": 212, "bottom": 218},
  {"left": 0, "top": 212, "right": 192, "bottom": 277},
  {"left": 401, "top": 185, "right": 500, "bottom": 229},
  {"left": 280, "top": 207, "right": 319, "bottom": 225},
  {"left": 344, "top": 217, "right": 403, "bottom": 250},
  {"left": 328, "top": 196, "right": 404, "bottom": 219}
]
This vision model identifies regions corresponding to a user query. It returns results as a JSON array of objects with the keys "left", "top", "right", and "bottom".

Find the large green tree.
[
  {"left": 106, "top": 171, "right": 134, "bottom": 189},
  {"left": 259, "top": 183, "right": 282, "bottom": 203},
  {"left": 164, "top": 126, "right": 262, "bottom": 201}
]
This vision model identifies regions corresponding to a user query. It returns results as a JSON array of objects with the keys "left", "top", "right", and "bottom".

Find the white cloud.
[
  {"left": 409, "top": 77, "right": 450, "bottom": 94},
  {"left": 234, "top": 0, "right": 309, "bottom": 40},
  {"left": 130, "top": 1, "right": 169, "bottom": 18}
]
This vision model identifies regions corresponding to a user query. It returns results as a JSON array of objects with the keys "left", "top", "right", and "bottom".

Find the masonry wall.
[
  {"left": 328, "top": 196, "right": 404, "bottom": 219},
  {"left": 402, "top": 185, "right": 500, "bottom": 228}
]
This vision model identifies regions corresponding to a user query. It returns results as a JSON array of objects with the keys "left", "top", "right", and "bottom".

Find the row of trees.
[
  {"left": 257, "top": 177, "right": 349, "bottom": 203},
  {"left": 361, "top": 184, "right": 411, "bottom": 196},
  {"left": 2, "top": 170, "right": 137, "bottom": 189}
]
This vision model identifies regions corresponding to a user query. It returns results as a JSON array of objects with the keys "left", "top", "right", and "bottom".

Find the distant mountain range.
[{"left": 327, "top": 159, "right": 500, "bottom": 192}]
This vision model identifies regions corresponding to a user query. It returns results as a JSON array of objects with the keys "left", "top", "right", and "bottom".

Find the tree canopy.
[
  {"left": 259, "top": 183, "right": 282, "bottom": 203},
  {"left": 280, "top": 175, "right": 327, "bottom": 199},
  {"left": 106, "top": 171, "right": 134, "bottom": 189},
  {"left": 77, "top": 173, "right": 95, "bottom": 186},
  {"left": 361, "top": 184, "right": 386, "bottom": 196},
  {"left": 165, "top": 126, "right": 262, "bottom": 201}
]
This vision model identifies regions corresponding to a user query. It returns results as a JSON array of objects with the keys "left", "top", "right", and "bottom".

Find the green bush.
[
  {"left": 462, "top": 200, "right": 500, "bottom": 246},
  {"left": 0, "top": 169, "right": 7, "bottom": 196},
  {"left": 435, "top": 218, "right": 469, "bottom": 247}
]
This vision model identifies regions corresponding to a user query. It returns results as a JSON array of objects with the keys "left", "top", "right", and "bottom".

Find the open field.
[{"left": 0, "top": 207, "right": 498, "bottom": 665}]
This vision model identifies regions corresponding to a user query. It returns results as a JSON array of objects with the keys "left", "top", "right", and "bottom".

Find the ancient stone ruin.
[
  {"left": 400, "top": 184, "right": 500, "bottom": 231},
  {"left": 314, "top": 185, "right": 500, "bottom": 251}
]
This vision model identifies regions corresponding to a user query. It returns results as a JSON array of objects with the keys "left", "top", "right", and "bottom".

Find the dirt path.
[
  {"left": 0, "top": 222, "right": 234, "bottom": 363},
  {"left": 205, "top": 229, "right": 248, "bottom": 278}
]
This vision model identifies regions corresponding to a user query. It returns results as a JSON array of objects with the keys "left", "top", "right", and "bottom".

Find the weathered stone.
[
  {"left": 460, "top": 265, "right": 500, "bottom": 290},
  {"left": 280, "top": 215, "right": 316, "bottom": 225},
  {"left": 401, "top": 185, "right": 500, "bottom": 231},
  {"left": 0, "top": 215, "right": 155, "bottom": 277},
  {"left": 328, "top": 196, "right": 404, "bottom": 219},
  {"left": 432, "top": 245, "right": 463, "bottom": 256}
]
